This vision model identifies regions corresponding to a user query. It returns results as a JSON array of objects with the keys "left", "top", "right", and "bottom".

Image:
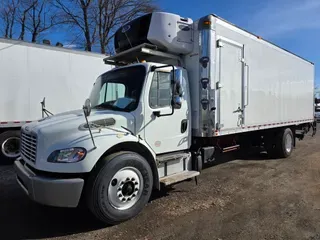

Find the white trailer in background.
[
  {"left": 0, "top": 38, "right": 112, "bottom": 163},
  {"left": 15, "top": 12, "right": 316, "bottom": 225}
]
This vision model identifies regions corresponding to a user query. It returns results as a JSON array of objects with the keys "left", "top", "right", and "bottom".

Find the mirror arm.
[
  {"left": 83, "top": 106, "right": 96, "bottom": 149},
  {"left": 83, "top": 98, "right": 96, "bottom": 149}
]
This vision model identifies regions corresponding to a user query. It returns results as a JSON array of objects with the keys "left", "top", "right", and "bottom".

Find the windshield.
[{"left": 89, "top": 65, "right": 146, "bottom": 112}]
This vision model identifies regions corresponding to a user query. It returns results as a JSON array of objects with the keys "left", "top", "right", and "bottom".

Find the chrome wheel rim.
[
  {"left": 285, "top": 134, "right": 293, "bottom": 153},
  {"left": 1, "top": 137, "right": 20, "bottom": 158},
  {"left": 108, "top": 166, "right": 143, "bottom": 210}
]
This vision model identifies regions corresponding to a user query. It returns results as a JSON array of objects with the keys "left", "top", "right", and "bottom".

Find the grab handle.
[{"left": 244, "top": 63, "right": 250, "bottom": 107}]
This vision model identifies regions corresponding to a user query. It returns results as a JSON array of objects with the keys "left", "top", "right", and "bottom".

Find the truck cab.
[{"left": 87, "top": 62, "right": 191, "bottom": 154}]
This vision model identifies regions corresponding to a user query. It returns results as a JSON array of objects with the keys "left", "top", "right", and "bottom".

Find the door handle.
[{"left": 181, "top": 119, "right": 188, "bottom": 133}]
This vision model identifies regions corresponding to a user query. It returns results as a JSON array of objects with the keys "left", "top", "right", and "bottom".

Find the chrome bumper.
[{"left": 14, "top": 158, "right": 84, "bottom": 208}]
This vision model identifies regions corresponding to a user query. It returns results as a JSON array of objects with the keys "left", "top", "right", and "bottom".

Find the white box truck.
[
  {"left": 0, "top": 38, "right": 112, "bottom": 163},
  {"left": 14, "top": 12, "right": 316, "bottom": 225}
]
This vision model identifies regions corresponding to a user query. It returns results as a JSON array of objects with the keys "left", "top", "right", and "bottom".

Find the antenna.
[
  {"left": 84, "top": 110, "right": 96, "bottom": 149},
  {"left": 83, "top": 99, "right": 96, "bottom": 149}
]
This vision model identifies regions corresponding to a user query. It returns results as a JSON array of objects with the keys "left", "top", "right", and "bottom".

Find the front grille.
[{"left": 20, "top": 131, "right": 37, "bottom": 163}]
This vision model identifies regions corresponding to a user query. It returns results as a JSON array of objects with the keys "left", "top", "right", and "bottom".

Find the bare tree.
[
  {"left": 54, "top": 0, "right": 158, "bottom": 53},
  {"left": 17, "top": 0, "right": 37, "bottom": 40},
  {"left": 25, "top": 0, "right": 61, "bottom": 42},
  {"left": 54, "top": 0, "right": 96, "bottom": 51},
  {"left": 0, "top": 0, "right": 20, "bottom": 38}
]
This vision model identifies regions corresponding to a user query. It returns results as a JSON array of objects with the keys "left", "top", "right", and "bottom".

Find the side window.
[
  {"left": 149, "top": 71, "right": 172, "bottom": 108},
  {"left": 105, "top": 82, "right": 125, "bottom": 102},
  {"left": 98, "top": 82, "right": 126, "bottom": 104},
  {"left": 98, "top": 83, "right": 107, "bottom": 104}
]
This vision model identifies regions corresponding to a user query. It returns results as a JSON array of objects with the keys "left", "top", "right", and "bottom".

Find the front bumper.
[{"left": 14, "top": 158, "right": 84, "bottom": 208}]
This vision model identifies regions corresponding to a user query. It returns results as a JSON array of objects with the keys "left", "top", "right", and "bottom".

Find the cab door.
[{"left": 142, "top": 67, "right": 191, "bottom": 154}]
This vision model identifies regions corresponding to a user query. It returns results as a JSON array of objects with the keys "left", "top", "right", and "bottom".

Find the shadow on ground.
[
  {"left": 0, "top": 195, "right": 103, "bottom": 240},
  {"left": 0, "top": 146, "right": 282, "bottom": 240},
  {"left": 0, "top": 164, "right": 177, "bottom": 240}
]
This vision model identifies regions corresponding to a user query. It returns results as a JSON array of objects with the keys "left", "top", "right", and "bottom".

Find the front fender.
[
  {"left": 35, "top": 131, "right": 153, "bottom": 174},
  {"left": 93, "top": 136, "right": 160, "bottom": 189}
]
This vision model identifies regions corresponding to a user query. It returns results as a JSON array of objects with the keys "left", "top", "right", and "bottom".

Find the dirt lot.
[{"left": 1, "top": 130, "right": 320, "bottom": 240}]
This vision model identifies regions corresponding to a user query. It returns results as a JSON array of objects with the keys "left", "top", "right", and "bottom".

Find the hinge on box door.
[
  {"left": 240, "top": 58, "right": 245, "bottom": 63},
  {"left": 216, "top": 123, "right": 223, "bottom": 130},
  {"left": 216, "top": 81, "right": 223, "bottom": 89},
  {"left": 217, "top": 40, "right": 223, "bottom": 48}
]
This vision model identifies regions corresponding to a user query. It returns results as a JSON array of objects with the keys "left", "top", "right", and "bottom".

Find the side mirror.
[
  {"left": 83, "top": 98, "right": 92, "bottom": 117},
  {"left": 150, "top": 65, "right": 184, "bottom": 117},
  {"left": 171, "top": 69, "right": 183, "bottom": 109}
]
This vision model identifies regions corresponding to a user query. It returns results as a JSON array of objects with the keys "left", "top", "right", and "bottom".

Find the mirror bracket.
[{"left": 153, "top": 111, "right": 161, "bottom": 117}]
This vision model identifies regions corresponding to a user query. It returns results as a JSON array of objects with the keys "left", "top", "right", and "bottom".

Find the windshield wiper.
[{"left": 93, "top": 102, "right": 123, "bottom": 111}]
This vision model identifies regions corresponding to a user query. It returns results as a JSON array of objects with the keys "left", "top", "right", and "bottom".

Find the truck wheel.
[
  {"left": 0, "top": 130, "right": 21, "bottom": 165},
  {"left": 86, "top": 151, "right": 153, "bottom": 225},
  {"left": 269, "top": 128, "right": 294, "bottom": 158}
]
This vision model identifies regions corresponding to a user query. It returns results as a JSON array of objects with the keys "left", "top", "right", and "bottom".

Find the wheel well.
[
  {"left": 238, "top": 126, "right": 296, "bottom": 147},
  {"left": 98, "top": 142, "right": 160, "bottom": 190},
  {"left": 0, "top": 127, "right": 21, "bottom": 135}
]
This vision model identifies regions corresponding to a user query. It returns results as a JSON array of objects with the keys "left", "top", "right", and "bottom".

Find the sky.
[{"left": 36, "top": 0, "right": 320, "bottom": 86}]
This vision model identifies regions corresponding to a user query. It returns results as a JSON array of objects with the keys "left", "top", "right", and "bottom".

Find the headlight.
[{"left": 48, "top": 147, "right": 87, "bottom": 163}]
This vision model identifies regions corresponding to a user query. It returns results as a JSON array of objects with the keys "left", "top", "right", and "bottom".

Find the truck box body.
[
  {"left": 113, "top": 12, "right": 315, "bottom": 137},
  {"left": 0, "top": 38, "right": 112, "bottom": 127},
  {"left": 185, "top": 15, "right": 315, "bottom": 137}
]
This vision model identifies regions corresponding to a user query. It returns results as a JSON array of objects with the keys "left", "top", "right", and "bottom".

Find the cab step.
[
  {"left": 160, "top": 170, "right": 200, "bottom": 186},
  {"left": 157, "top": 152, "right": 190, "bottom": 163}
]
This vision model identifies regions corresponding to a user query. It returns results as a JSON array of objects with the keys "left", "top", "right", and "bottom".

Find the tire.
[
  {"left": 268, "top": 128, "right": 294, "bottom": 158},
  {"left": 86, "top": 151, "right": 153, "bottom": 225},
  {"left": 0, "top": 130, "right": 21, "bottom": 165}
]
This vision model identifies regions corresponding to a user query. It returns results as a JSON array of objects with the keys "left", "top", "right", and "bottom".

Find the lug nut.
[
  {"left": 126, "top": 177, "right": 130, "bottom": 181},
  {"left": 122, "top": 198, "right": 126, "bottom": 202},
  {"left": 118, "top": 194, "right": 123, "bottom": 198},
  {"left": 131, "top": 178, "right": 135, "bottom": 181},
  {"left": 135, "top": 188, "right": 138, "bottom": 191},
  {"left": 135, "top": 182, "right": 138, "bottom": 185}
]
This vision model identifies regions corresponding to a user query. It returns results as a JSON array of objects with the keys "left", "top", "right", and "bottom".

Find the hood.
[
  {"left": 20, "top": 108, "right": 138, "bottom": 170},
  {"left": 22, "top": 109, "right": 135, "bottom": 136}
]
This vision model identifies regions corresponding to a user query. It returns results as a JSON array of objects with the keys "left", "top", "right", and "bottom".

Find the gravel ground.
[{"left": 1, "top": 130, "right": 320, "bottom": 240}]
